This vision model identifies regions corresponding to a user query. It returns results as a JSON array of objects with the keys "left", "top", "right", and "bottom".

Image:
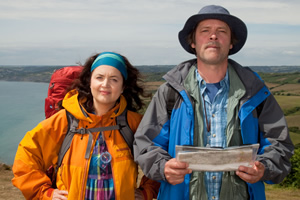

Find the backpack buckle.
[{"left": 73, "top": 128, "right": 86, "bottom": 135}]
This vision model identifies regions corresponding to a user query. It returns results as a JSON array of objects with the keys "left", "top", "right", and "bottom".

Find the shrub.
[
  {"left": 289, "top": 127, "right": 300, "bottom": 134},
  {"left": 279, "top": 144, "right": 300, "bottom": 188},
  {"left": 284, "top": 107, "right": 300, "bottom": 116}
]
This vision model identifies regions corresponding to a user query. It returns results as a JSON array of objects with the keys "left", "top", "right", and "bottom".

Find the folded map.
[{"left": 176, "top": 144, "right": 259, "bottom": 171}]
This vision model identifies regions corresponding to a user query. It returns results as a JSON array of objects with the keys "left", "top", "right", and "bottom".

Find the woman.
[{"left": 12, "top": 52, "right": 160, "bottom": 200}]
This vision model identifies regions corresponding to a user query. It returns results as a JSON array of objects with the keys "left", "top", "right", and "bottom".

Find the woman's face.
[{"left": 90, "top": 65, "right": 124, "bottom": 111}]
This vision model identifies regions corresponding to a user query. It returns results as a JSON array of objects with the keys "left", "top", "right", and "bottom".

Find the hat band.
[{"left": 91, "top": 52, "right": 127, "bottom": 80}]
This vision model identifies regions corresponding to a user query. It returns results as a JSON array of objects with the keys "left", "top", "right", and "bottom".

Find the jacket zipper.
[
  {"left": 80, "top": 159, "right": 89, "bottom": 200},
  {"left": 80, "top": 132, "right": 99, "bottom": 200},
  {"left": 106, "top": 131, "right": 118, "bottom": 200}
]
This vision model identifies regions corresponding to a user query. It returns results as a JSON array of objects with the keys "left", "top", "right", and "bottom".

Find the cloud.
[
  {"left": 0, "top": 0, "right": 300, "bottom": 65},
  {"left": 2, "top": 0, "right": 299, "bottom": 25},
  {"left": 282, "top": 50, "right": 299, "bottom": 56}
]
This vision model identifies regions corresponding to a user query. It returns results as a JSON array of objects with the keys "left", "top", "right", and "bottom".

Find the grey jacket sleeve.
[
  {"left": 133, "top": 83, "right": 172, "bottom": 181},
  {"left": 256, "top": 94, "right": 294, "bottom": 183}
]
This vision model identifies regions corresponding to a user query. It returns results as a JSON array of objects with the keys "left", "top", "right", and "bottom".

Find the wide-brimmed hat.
[{"left": 178, "top": 5, "right": 247, "bottom": 55}]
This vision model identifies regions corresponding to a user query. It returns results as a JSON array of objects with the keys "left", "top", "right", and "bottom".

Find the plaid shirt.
[
  {"left": 85, "top": 133, "right": 115, "bottom": 200},
  {"left": 196, "top": 69, "right": 229, "bottom": 200}
]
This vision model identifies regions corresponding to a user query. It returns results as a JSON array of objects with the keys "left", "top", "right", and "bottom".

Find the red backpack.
[{"left": 45, "top": 66, "right": 83, "bottom": 118}]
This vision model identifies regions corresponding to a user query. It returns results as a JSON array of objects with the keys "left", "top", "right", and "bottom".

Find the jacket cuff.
[
  {"left": 160, "top": 159, "right": 168, "bottom": 181},
  {"left": 259, "top": 160, "right": 271, "bottom": 182}
]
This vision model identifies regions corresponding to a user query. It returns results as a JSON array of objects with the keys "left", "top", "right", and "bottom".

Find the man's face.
[{"left": 191, "top": 19, "right": 233, "bottom": 65}]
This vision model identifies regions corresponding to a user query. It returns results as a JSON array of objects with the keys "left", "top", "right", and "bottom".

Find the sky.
[{"left": 1, "top": 0, "right": 300, "bottom": 66}]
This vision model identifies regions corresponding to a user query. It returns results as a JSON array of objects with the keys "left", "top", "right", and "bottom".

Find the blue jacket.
[{"left": 134, "top": 59, "right": 294, "bottom": 200}]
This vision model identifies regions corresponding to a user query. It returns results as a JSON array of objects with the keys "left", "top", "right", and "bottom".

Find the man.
[{"left": 134, "top": 5, "right": 294, "bottom": 200}]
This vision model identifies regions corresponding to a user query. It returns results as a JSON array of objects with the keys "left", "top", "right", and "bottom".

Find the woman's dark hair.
[{"left": 70, "top": 52, "right": 150, "bottom": 113}]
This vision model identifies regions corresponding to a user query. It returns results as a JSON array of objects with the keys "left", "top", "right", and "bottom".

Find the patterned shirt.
[
  {"left": 85, "top": 133, "right": 115, "bottom": 200},
  {"left": 196, "top": 69, "right": 229, "bottom": 200}
]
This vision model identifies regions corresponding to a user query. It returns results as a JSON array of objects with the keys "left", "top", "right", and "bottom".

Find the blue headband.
[{"left": 91, "top": 52, "right": 128, "bottom": 80}]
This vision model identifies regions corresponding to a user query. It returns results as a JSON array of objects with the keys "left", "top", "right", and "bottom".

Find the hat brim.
[{"left": 178, "top": 13, "right": 247, "bottom": 55}]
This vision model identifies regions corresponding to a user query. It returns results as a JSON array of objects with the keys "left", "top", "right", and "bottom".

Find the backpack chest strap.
[
  {"left": 56, "top": 109, "right": 133, "bottom": 173},
  {"left": 70, "top": 125, "right": 121, "bottom": 159},
  {"left": 56, "top": 111, "right": 121, "bottom": 172}
]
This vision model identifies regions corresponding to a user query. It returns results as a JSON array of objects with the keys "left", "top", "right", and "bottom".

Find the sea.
[{"left": 0, "top": 81, "right": 49, "bottom": 165}]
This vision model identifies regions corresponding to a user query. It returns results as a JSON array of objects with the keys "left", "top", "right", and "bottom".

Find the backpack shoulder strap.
[
  {"left": 56, "top": 108, "right": 134, "bottom": 172},
  {"left": 55, "top": 110, "right": 77, "bottom": 172},
  {"left": 166, "top": 85, "right": 179, "bottom": 117},
  {"left": 256, "top": 99, "right": 266, "bottom": 117},
  {"left": 116, "top": 108, "right": 134, "bottom": 154}
]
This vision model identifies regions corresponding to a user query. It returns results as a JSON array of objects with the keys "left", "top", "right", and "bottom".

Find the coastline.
[
  {"left": 0, "top": 163, "right": 11, "bottom": 171},
  {"left": 0, "top": 162, "right": 24, "bottom": 200}
]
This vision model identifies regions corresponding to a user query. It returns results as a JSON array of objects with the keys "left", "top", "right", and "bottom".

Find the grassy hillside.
[
  {"left": 1, "top": 65, "right": 299, "bottom": 83},
  {"left": 268, "top": 96, "right": 300, "bottom": 145},
  {"left": 259, "top": 72, "right": 300, "bottom": 85}
]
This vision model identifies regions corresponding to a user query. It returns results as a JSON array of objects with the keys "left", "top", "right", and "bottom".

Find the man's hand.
[
  {"left": 164, "top": 158, "right": 192, "bottom": 185},
  {"left": 236, "top": 161, "right": 265, "bottom": 184},
  {"left": 52, "top": 189, "right": 68, "bottom": 200}
]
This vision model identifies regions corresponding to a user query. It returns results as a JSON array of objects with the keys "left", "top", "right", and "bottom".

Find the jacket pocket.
[{"left": 112, "top": 143, "right": 132, "bottom": 162}]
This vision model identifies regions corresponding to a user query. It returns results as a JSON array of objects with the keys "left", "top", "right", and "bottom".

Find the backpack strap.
[
  {"left": 116, "top": 108, "right": 134, "bottom": 154},
  {"left": 55, "top": 108, "right": 133, "bottom": 172},
  {"left": 166, "top": 85, "right": 179, "bottom": 117},
  {"left": 256, "top": 99, "right": 265, "bottom": 118},
  {"left": 55, "top": 110, "right": 75, "bottom": 172}
]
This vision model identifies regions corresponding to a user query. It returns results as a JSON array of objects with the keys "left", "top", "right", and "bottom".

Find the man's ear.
[{"left": 191, "top": 42, "right": 196, "bottom": 49}]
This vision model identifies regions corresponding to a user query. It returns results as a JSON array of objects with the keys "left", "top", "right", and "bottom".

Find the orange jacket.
[{"left": 12, "top": 90, "right": 160, "bottom": 200}]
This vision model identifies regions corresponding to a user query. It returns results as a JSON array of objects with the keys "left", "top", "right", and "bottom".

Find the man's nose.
[{"left": 210, "top": 32, "right": 218, "bottom": 40}]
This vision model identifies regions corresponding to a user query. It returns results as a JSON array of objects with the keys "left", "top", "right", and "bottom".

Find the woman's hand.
[
  {"left": 52, "top": 189, "right": 68, "bottom": 200},
  {"left": 135, "top": 188, "right": 145, "bottom": 200}
]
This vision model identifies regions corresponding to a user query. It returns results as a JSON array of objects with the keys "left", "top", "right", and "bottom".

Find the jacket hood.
[
  {"left": 62, "top": 89, "right": 127, "bottom": 122},
  {"left": 163, "top": 58, "right": 265, "bottom": 101},
  {"left": 163, "top": 59, "right": 197, "bottom": 92}
]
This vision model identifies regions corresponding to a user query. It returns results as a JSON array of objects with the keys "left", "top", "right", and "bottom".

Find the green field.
[
  {"left": 272, "top": 87, "right": 300, "bottom": 145},
  {"left": 259, "top": 72, "right": 300, "bottom": 85},
  {"left": 265, "top": 184, "right": 300, "bottom": 200},
  {"left": 274, "top": 95, "right": 300, "bottom": 110},
  {"left": 290, "top": 132, "right": 300, "bottom": 145}
]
